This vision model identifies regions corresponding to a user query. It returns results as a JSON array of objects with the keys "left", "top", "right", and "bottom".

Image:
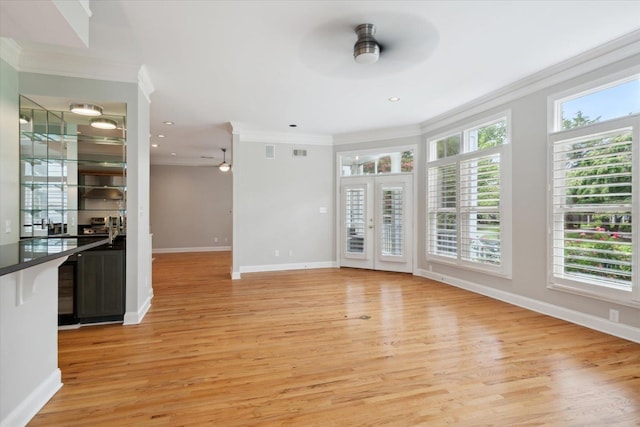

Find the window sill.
[
  {"left": 548, "top": 282, "right": 640, "bottom": 309},
  {"left": 427, "top": 255, "right": 512, "bottom": 280}
]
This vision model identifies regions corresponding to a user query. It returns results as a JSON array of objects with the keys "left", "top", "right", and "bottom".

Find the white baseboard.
[
  {"left": 238, "top": 261, "right": 337, "bottom": 276},
  {"left": 415, "top": 269, "right": 640, "bottom": 344},
  {"left": 1, "top": 369, "right": 62, "bottom": 427},
  {"left": 123, "top": 294, "right": 152, "bottom": 325},
  {"left": 152, "top": 246, "right": 231, "bottom": 254}
]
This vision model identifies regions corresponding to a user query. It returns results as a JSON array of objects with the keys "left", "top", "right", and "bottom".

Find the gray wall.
[
  {"left": 234, "top": 141, "right": 334, "bottom": 271},
  {"left": 0, "top": 57, "right": 19, "bottom": 245},
  {"left": 150, "top": 164, "right": 232, "bottom": 251},
  {"left": 335, "top": 54, "right": 640, "bottom": 332}
]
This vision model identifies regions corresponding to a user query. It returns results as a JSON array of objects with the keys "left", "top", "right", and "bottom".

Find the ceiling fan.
[
  {"left": 353, "top": 23, "right": 380, "bottom": 64},
  {"left": 299, "top": 13, "right": 439, "bottom": 78}
]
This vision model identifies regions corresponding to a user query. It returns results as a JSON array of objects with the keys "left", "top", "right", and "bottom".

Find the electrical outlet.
[
  {"left": 5, "top": 220, "right": 11, "bottom": 234},
  {"left": 609, "top": 309, "right": 619, "bottom": 323},
  {"left": 275, "top": 249, "right": 279, "bottom": 257},
  {"left": 289, "top": 250, "right": 293, "bottom": 257},
  {"left": 214, "top": 237, "right": 219, "bottom": 243}
]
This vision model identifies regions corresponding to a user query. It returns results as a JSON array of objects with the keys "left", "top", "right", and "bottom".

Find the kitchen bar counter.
[{"left": 0, "top": 236, "right": 109, "bottom": 277}]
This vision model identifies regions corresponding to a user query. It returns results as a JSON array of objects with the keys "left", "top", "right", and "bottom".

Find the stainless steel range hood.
[{"left": 82, "top": 175, "right": 124, "bottom": 200}]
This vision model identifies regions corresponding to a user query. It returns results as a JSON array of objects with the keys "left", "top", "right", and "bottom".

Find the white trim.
[
  {"left": 18, "top": 48, "right": 141, "bottom": 83},
  {"left": 0, "top": 38, "right": 21, "bottom": 69},
  {"left": 230, "top": 122, "right": 332, "bottom": 146},
  {"left": 150, "top": 159, "right": 222, "bottom": 167},
  {"left": 548, "top": 282, "right": 640, "bottom": 309},
  {"left": 137, "top": 65, "right": 155, "bottom": 103},
  {"left": 0, "top": 368, "right": 62, "bottom": 427},
  {"left": 123, "top": 295, "right": 152, "bottom": 325},
  {"left": 231, "top": 271, "right": 241, "bottom": 280},
  {"left": 333, "top": 124, "right": 422, "bottom": 145},
  {"left": 77, "top": 0, "right": 92, "bottom": 18},
  {"left": 152, "top": 246, "right": 231, "bottom": 254},
  {"left": 239, "top": 261, "right": 337, "bottom": 274},
  {"left": 416, "top": 269, "right": 640, "bottom": 344}
]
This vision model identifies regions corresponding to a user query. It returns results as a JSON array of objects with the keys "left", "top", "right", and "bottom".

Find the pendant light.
[
  {"left": 70, "top": 103, "right": 103, "bottom": 116},
  {"left": 218, "top": 148, "right": 231, "bottom": 172},
  {"left": 90, "top": 118, "right": 117, "bottom": 130}
]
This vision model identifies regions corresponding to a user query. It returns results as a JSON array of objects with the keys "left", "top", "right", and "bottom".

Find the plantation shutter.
[
  {"left": 379, "top": 185, "right": 404, "bottom": 257},
  {"left": 345, "top": 188, "right": 366, "bottom": 255},
  {"left": 552, "top": 128, "right": 633, "bottom": 289},
  {"left": 460, "top": 153, "right": 501, "bottom": 265},
  {"left": 427, "top": 163, "right": 457, "bottom": 257}
]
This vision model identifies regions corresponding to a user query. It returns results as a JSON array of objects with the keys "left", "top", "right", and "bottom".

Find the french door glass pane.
[
  {"left": 381, "top": 187, "right": 403, "bottom": 257},
  {"left": 345, "top": 188, "right": 365, "bottom": 254}
]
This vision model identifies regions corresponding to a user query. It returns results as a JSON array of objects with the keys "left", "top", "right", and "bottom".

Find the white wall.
[
  {"left": 1, "top": 259, "right": 66, "bottom": 427},
  {"left": 234, "top": 140, "right": 334, "bottom": 274},
  {"left": 150, "top": 164, "right": 232, "bottom": 251}
]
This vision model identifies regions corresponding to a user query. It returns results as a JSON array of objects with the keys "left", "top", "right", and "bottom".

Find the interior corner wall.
[
  {"left": 0, "top": 58, "right": 20, "bottom": 246},
  {"left": 234, "top": 140, "right": 334, "bottom": 271},
  {"left": 150, "top": 164, "right": 232, "bottom": 251}
]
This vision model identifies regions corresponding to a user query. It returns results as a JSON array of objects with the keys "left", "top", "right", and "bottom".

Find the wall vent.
[
  {"left": 265, "top": 144, "right": 275, "bottom": 159},
  {"left": 293, "top": 148, "right": 307, "bottom": 157}
]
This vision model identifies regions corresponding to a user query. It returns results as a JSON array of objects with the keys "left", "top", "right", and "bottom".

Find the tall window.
[
  {"left": 427, "top": 114, "right": 510, "bottom": 275},
  {"left": 549, "top": 73, "right": 639, "bottom": 303}
]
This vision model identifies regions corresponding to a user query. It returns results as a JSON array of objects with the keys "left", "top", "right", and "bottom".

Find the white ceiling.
[{"left": 3, "top": 1, "right": 640, "bottom": 166}]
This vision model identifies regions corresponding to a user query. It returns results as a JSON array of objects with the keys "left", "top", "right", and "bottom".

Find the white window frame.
[
  {"left": 547, "top": 72, "right": 640, "bottom": 307},
  {"left": 426, "top": 111, "right": 512, "bottom": 278}
]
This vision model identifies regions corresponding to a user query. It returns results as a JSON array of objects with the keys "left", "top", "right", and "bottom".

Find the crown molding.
[
  {"left": 150, "top": 158, "right": 223, "bottom": 168},
  {"left": 420, "top": 28, "right": 640, "bottom": 135},
  {"left": 230, "top": 123, "right": 332, "bottom": 146},
  {"left": 138, "top": 65, "right": 155, "bottom": 103},
  {"left": 0, "top": 38, "right": 22, "bottom": 69},
  {"left": 333, "top": 123, "right": 422, "bottom": 145},
  {"left": 330, "top": 29, "right": 640, "bottom": 144},
  {"left": 17, "top": 46, "right": 142, "bottom": 84}
]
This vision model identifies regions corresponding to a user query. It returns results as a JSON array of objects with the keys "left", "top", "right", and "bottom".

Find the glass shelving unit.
[{"left": 19, "top": 96, "right": 127, "bottom": 238}]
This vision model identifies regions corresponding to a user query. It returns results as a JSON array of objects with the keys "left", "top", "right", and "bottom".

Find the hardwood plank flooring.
[{"left": 30, "top": 252, "right": 640, "bottom": 426}]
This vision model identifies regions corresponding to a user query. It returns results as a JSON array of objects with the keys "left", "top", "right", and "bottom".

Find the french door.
[{"left": 340, "top": 174, "right": 413, "bottom": 273}]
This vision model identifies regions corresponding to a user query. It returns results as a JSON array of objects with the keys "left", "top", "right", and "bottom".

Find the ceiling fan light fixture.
[
  {"left": 90, "top": 118, "right": 117, "bottom": 130},
  {"left": 218, "top": 148, "right": 231, "bottom": 172},
  {"left": 354, "top": 23, "right": 380, "bottom": 64},
  {"left": 70, "top": 103, "right": 103, "bottom": 116}
]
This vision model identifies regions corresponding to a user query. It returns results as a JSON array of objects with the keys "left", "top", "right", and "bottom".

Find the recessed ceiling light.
[
  {"left": 151, "top": 144, "right": 159, "bottom": 148},
  {"left": 170, "top": 152, "right": 177, "bottom": 156},
  {"left": 70, "top": 103, "right": 103, "bottom": 116},
  {"left": 163, "top": 121, "right": 175, "bottom": 125},
  {"left": 90, "top": 118, "right": 117, "bottom": 130},
  {"left": 388, "top": 97, "right": 400, "bottom": 102},
  {"left": 158, "top": 134, "right": 166, "bottom": 138}
]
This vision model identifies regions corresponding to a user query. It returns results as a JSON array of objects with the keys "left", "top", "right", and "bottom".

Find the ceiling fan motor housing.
[{"left": 354, "top": 23, "right": 380, "bottom": 64}]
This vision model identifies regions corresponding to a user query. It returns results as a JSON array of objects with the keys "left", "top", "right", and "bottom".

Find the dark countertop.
[{"left": 0, "top": 236, "right": 110, "bottom": 277}]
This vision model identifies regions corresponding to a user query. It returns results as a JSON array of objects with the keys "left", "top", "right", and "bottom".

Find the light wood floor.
[{"left": 31, "top": 252, "right": 640, "bottom": 426}]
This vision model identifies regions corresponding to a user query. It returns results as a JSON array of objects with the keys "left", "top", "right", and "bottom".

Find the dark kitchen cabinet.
[{"left": 77, "top": 249, "right": 125, "bottom": 322}]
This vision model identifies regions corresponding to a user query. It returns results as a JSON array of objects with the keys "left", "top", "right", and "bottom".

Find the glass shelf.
[{"left": 19, "top": 95, "right": 127, "bottom": 238}]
